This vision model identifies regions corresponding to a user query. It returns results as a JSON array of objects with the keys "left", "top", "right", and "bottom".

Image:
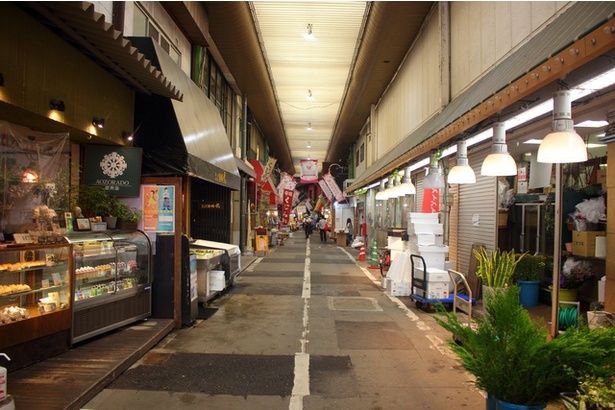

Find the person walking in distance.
[
  {"left": 346, "top": 218, "right": 353, "bottom": 246},
  {"left": 318, "top": 217, "right": 327, "bottom": 243}
]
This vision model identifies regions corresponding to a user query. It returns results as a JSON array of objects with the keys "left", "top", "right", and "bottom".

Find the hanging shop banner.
[
  {"left": 314, "top": 195, "right": 327, "bottom": 213},
  {"left": 277, "top": 172, "right": 297, "bottom": 205},
  {"left": 142, "top": 185, "right": 175, "bottom": 232},
  {"left": 323, "top": 173, "right": 345, "bottom": 202},
  {"left": 292, "top": 190, "right": 300, "bottom": 208},
  {"left": 281, "top": 189, "right": 294, "bottom": 225},
  {"left": 421, "top": 188, "right": 440, "bottom": 213},
  {"left": 300, "top": 159, "right": 319, "bottom": 184},
  {"left": 84, "top": 145, "right": 143, "bottom": 197},
  {"left": 261, "top": 157, "right": 277, "bottom": 187},
  {"left": 318, "top": 179, "right": 333, "bottom": 202}
]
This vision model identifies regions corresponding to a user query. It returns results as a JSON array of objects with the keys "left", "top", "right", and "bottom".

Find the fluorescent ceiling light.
[
  {"left": 523, "top": 139, "right": 543, "bottom": 145},
  {"left": 575, "top": 120, "right": 609, "bottom": 128}
]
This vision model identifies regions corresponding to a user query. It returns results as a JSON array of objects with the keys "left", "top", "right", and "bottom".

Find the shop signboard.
[{"left": 84, "top": 145, "right": 142, "bottom": 196}]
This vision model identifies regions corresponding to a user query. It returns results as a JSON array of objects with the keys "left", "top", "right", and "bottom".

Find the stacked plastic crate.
[{"left": 407, "top": 212, "right": 452, "bottom": 299}]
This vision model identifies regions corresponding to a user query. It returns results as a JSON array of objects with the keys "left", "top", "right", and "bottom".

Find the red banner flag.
[{"left": 281, "top": 189, "right": 293, "bottom": 225}]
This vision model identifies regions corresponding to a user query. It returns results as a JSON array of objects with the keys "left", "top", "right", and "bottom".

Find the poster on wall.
[
  {"left": 142, "top": 185, "right": 175, "bottom": 233},
  {"left": 84, "top": 145, "right": 142, "bottom": 197}
]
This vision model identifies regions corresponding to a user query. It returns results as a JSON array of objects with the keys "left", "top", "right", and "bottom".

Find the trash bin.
[{"left": 336, "top": 232, "right": 347, "bottom": 246}]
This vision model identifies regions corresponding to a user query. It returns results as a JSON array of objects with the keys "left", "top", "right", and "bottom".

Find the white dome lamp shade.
[
  {"left": 395, "top": 166, "right": 416, "bottom": 196},
  {"left": 481, "top": 123, "right": 518, "bottom": 176},
  {"left": 537, "top": 90, "right": 587, "bottom": 163},
  {"left": 448, "top": 140, "right": 476, "bottom": 184},
  {"left": 423, "top": 152, "right": 445, "bottom": 189},
  {"left": 375, "top": 179, "right": 388, "bottom": 201}
]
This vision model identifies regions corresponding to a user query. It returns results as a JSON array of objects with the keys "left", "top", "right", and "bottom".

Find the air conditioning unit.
[{"left": 343, "top": 179, "right": 355, "bottom": 192}]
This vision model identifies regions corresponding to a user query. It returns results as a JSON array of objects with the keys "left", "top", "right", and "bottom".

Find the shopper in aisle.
[
  {"left": 317, "top": 217, "right": 327, "bottom": 243},
  {"left": 346, "top": 218, "right": 353, "bottom": 246},
  {"left": 303, "top": 214, "right": 313, "bottom": 239}
]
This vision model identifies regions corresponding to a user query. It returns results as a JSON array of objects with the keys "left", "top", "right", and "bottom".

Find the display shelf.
[
  {"left": 0, "top": 242, "right": 73, "bottom": 370},
  {"left": 64, "top": 230, "right": 152, "bottom": 344}
]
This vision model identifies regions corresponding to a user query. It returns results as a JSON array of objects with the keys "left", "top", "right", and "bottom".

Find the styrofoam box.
[
  {"left": 389, "top": 249, "right": 406, "bottom": 264},
  {"left": 209, "top": 270, "right": 226, "bottom": 292},
  {"left": 418, "top": 245, "right": 449, "bottom": 254},
  {"left": 413, "top": 233, "right": 444, "bottom": 246},
  {"left": 409, "top": 212, "right": 439, "bottom": 223},
  {"left": 408, "top": 223, "right": 443, "bottom": 235},
  {"left": 413, "top": 282, "right": 449, "bottom": 299},
  {"left": 412, "top": 253, "right": 447, "bottom": 271},
  {"left": 387, "top": 279, "right": 411, "bottom": 297},
  {"left": 413, "top": 266, "right": 449, "bottom": 282},
  {"left": 387, "top": 236, "right": 405, "bottom": 249}
]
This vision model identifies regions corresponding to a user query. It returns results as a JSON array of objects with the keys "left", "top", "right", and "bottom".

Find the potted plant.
[
  {"left": 76, "top": 184, "right": 114, "bottom": 219},
  {"left": 552, "top": 257, "right": 596, "bottom": 307},
  {"left": 513, "top": 254, "right": 546, "bottom": 307},
  {"left": 115, "top": 202, "right": 142, "bottom": 230},
  {"left": 586, "top": 302, "right": 614, "bottom": 330},
  {"left": 560, "top": 374, "right": 615, "bottom": 409},
  {"left": 473, "top": 247, "right": 525, "bottom": 300},
  {"left": 435, "top": 287, "right": 615, "bottom": 410}
]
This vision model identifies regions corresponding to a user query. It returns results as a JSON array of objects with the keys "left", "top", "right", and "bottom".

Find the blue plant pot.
[
  {"left": 497, "top": 399, "right": 546, "bottom": 410},
  {"left": 517, "top": 280, "right": 540, "bottom": 307},
  {"left": 486, "top": 393, "right": 497, "bottom": 410}
]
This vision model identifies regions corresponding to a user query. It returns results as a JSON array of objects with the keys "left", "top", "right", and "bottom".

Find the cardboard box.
[
  {"left": 572, "top": 231, "right": 606, "bottom": 257},
  {"left": 336, "top": 232, "right": 347, "bottom": 246}
]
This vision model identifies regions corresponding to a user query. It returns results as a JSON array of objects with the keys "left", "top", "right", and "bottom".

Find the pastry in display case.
[
  {"left": 0, "top": 242, "right": 73, "bottom": 371},
  {"left": 64, "top": 230, "right": 152, "bottom": 344}
]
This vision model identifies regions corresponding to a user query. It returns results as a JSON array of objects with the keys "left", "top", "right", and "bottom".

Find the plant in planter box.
[
  {"left": 435, "top": 287, "right": 615, "bottom": 409},
  {"left": 114, "top": 201, "right": 142, "bottom": 229},
  {"left": 76, "top": 184, "right": 115, "bottom": 218}
]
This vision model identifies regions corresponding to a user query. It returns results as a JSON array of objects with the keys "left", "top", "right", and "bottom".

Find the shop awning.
[
  {"left": 21, "top": 2, "right": 182, "bottom": 101},
  {"left": 235, "top": 157, "right": 256, "bottom": 178},
  {"left": 132, "top": 38, "right": 240, "bottom": 190}
]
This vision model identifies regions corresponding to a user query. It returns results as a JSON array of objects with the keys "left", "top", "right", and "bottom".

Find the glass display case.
[
  {"left": 0, "top": 241, "right": 72, "bottom": 370},
  {"left": 65, "top": 230, "right": 152, "bottom": 343}
]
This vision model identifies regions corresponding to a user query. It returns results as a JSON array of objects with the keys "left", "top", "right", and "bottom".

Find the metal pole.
[{"left": 550, "top": 163, "right": 562, "bottom": 338}]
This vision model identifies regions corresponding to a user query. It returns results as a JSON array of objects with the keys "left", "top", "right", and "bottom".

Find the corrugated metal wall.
[{"left": 454, "top": 145, "right": 498, "bottom": 273}]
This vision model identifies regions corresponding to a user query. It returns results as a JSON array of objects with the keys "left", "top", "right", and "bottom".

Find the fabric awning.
[{"left": 132, "top": 38, "right": 240, "bottom": 190}]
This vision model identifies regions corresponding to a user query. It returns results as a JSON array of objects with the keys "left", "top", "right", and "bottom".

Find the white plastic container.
[{"left": 0, "top": 353, "right": 10, "bottom": 402}]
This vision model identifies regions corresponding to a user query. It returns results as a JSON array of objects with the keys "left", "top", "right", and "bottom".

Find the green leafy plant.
[
  {"left": 474, "top": 247, "right": 526, "bottom": 288},
  {"left": 435, "top": 287, "right": 615, "bottom": 407},
  {"left": 561, "top": 374, "right": 615, "bottom": 409},
  {"left": 513, "top": 254, "right": 546, "bottom": 282},
  {"left": 114, "top": 202, "right": 142, "bottom": 223},
  {"left": 76, "top": 184, "right": 116, "bottom": 217}
]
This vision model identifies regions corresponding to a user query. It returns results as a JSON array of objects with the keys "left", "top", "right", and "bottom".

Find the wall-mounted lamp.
[
  {"left": 49, "top": 99, "right": 65, "bottom": 112},
  {"left": 481, "top": 123, "right": 517, "bottom": 176},
  {"left": 0, "top": 73, "right": 4, "bottom": 87},
  {"left": 92, "top": 117, "right": 105, "bottom": 129},
  {"left": 122, "top": 131, "right": 133, "bottom": 142},
  {"left": 22, "top": 169, "right": 38, "bottom": 183},
  {"left": 537, "top": 90, "right": 587, "bottom": 163},
  {"left": 448, "top": 141, "right": 476, "bottom": 184}
]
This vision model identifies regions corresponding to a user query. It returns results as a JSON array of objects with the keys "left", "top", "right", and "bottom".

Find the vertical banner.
[
  {"left": 323, "top": 173, "right": 345, "bottom": 202},
  {"left": 300, "top": 159, "right": 319, "bottom": 183},
  {"left": 142, "top": 185, "right": 175, "bottom": 232},
  {"left": 421, "top": 188, "right": 440, "bottom": 213},
  {"left": 277, "top": 173, "right": 297, "bottom": 204},
  {"left": 281, "top": 189, "right": 293, "bottom": 225},
  {"left": 261, "top": 157, "right": 277, "bottom": 187},
  {"left": 319, "top": 179, "right": 333, "bottom": 202}
]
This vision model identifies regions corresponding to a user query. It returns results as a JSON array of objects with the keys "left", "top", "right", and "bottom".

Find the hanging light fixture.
[
  {"left": 423, "top": 152, "right": 445, "bottom": 189},
  {"left": 375, "top": 180, "right": 388, "bottom": 201},
  {"left": 448, "top": 141, "right": 476, "bottom": 184},
  {"left": 537, "top": 90, "right": 587, "bottom": 163},
  {"left": 304, "top": 23, "right": 315, "bottom": 40},
  {"left": 390, "top": 167, "right": 416, "bottom": 197},
  {"left": 307, "top": 123, "right": 312, "bottom": 131},
  {"left": 306, "top": 142, "right": 311, "bottom": 149},
  {"left": 307, "top": 89, "right": 313, "bottom": 101},
  {"left": 481, "top": 123, "right": 518, "bottom": 176}
]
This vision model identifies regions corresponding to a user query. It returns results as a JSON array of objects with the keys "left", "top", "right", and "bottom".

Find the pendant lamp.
[
  {"left": 537, "top": 90, "right": 587, "bottom": 163},
  {"left": 393, "top": 167, "right": 416, "bottom": 197},
  {"left": 423, "top": 153, "right": 445, "bottom": 189},
  {"left": 375, "top": 180, "right": 388, "bottom": 201},
  {"left": 448, "top": 141, "right": 476, "bottom": 184},
  {"left": 481, "top": 123, "right": 518, "bottom": 176}
]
